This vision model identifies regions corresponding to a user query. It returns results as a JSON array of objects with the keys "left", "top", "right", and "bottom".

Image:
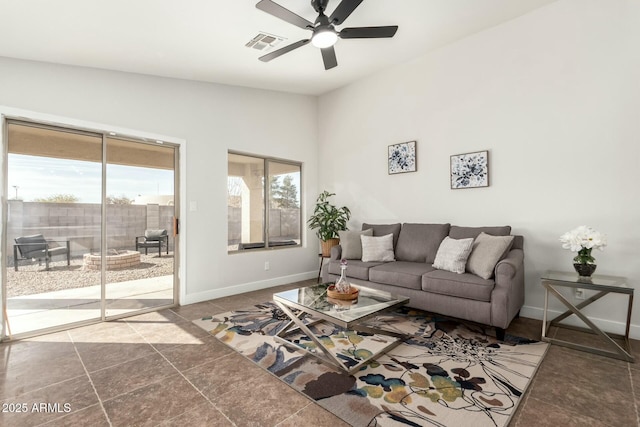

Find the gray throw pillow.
[
  {"left": 361, "top": 233, "right": 395, "bottom": 262},
  {"left": 466, "top": 232, "right": 515, "bottom": 279},
  {"left": 432, "top": 237, "right": 475, "bottom": 274},
  {"left": 338, "top": 229, "right": 373, "bottom": 259}
]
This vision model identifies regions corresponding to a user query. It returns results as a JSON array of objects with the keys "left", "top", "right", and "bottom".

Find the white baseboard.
[
  {"left": 521, "top": 305, "right": 640, "bottom": 340},
  {"left": 181, "top": 271, "right": 316, "bottom": 305}
]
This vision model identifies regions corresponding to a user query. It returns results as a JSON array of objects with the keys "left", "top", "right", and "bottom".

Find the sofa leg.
[
  {"left": 495, "top": 327, "right": 506, "bottom": 341},
  {"left": 515, "top": 310, "right": 521, "bottom": 319}
]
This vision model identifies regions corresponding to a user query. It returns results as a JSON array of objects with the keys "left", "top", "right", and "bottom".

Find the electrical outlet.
[
  {"left": 575, "top": 288, "right": 585, "bottom": 300},
  {"left": 264, "top": 261, "right": 270, "bottom": 271}
]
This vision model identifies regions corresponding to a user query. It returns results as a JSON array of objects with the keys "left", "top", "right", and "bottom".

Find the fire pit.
[{"left": 83, "top": 249, "right": 141, "bottom": 271}]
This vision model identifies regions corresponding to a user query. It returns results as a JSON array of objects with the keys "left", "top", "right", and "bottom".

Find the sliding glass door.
[
  {"left": 4, "top": 122, "right": 103, "bottom": 335},
  {"left": 3, "top": 120, "right": 179, "bottom": 338},
  {"left": 104, "top": 137, "right": 176, "bottom": 317}
]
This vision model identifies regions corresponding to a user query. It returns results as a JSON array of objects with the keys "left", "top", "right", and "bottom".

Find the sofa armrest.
[
  {"left": 491, "top": 248, "right": 525, "bottom": 329},
  {"left": 495, "top": 249, "right": 523, "bottom": 279},
  {"left": 330, "top": 245, "right": 342, "bottom": 260}
]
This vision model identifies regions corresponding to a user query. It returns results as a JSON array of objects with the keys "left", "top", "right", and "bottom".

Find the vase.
[
  {"left": 335, "top": 265, "right": 350, "bottom": 293},
  {"left": 321, "top": 238, "right": 339, "bottom": 257},
  {"left": 574, "top": 263, "right": 596, "bottom": 277}
]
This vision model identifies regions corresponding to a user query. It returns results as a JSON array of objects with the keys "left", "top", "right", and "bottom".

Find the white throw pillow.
[
  {"left": 432, "top": 237, "right": 475, "bottom": 274},
  {"left": 466, "top": 232, "right": 515, "bottom": 279},
  {"left": 361, "top": 233, "right": 395, "bottom": 262},
  {"left": 338, "top": 229, "right": 373, "bottom": 259}
]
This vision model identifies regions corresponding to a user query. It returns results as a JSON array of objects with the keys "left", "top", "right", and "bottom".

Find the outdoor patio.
[
  {"left": 6, "top": 252, "right": 174, "bottom": 298},
  {"left": 5, "top": 252, "right": 175, "bottom": 336}
]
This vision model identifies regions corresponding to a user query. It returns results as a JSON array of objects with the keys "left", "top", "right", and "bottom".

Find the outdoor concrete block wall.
[
  {"left": 7, "top": 200, "right": 175, "bottom": 261},
  {"left": 227, "top": 206, "right": 300, "bottom": 245}
]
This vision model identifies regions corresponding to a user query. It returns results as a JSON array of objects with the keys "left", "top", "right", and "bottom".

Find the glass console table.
[{"left": 541, "top": 270, "right": 634, "bottom": 362}]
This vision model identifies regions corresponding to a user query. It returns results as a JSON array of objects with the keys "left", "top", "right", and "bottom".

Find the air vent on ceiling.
[{"left": 245, "top": 32, "right": 285, "bottom": 52}]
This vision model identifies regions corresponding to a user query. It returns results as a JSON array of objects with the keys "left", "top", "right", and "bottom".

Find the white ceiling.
[{"left": 0, "top": 0, "right": 557, "bottom": 96}]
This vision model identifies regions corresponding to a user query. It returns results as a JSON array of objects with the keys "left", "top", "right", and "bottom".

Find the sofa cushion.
[
  {"left": 361, "top": 234, "right": 395, "bottom": 262},
  {"left": 370, "top": 262, "right": 436, "bottom": 290},
  {"left": 395, "top": 223, "right": 450, "bottom": 263},
  {"left": 449, "top": 225, "right": 511, "bottom": 239},
  {"left": 466, "top": 232, "right": 515, "bottom": 279},
  {"left": 422, "top": 270, "right": 495, "bottom": 302},
  {"left": 362, "top": 223, "right": 402, "bottom": 249},
  {"left": 338, "top": 229, "right": 373, "bottom": 259},
  {"left": 328, "top": 259, "right": 384, "bottom": 280},
  {"left": 432, "top": 237, "right": 474, "bottom": 274}
]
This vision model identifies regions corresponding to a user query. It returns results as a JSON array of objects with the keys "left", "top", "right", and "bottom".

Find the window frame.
[{"left": 227, "top": 150, "right": 303, "bottom": 253}]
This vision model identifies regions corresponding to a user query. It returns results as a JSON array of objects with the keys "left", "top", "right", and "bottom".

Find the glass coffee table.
[{"left": 273, "top": 283, "right": 410, "bottom": 374}]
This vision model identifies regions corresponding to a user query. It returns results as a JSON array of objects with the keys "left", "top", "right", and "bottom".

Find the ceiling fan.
[{"left": 255, "top": 0, "right": 398, "bottom": 70}]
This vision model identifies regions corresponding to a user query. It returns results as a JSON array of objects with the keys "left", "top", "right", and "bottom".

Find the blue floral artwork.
[
  {"left": 388, "top": 141, "right": 416, "bottom": 174},
  {"left": 450, "top": 150, "right": 489, "bottom": 189}
]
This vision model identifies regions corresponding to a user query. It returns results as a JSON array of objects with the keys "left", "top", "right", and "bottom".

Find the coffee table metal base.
[{"left": 273, "top": 301, "right": 407, "bottom": 374}]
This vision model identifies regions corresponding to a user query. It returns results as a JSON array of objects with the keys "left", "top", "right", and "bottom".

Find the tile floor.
[{"left": 1, "top": 279, "right": 638, "bottom": 426}]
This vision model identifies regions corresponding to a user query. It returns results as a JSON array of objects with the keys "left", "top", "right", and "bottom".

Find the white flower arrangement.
[{"left": 559, "top": 226, "right": 607, "bottom": 264}]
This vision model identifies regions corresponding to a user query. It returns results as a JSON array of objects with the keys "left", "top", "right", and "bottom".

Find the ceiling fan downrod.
[{"left": 311, "top": 0, "right": 330, "bottom": 14}]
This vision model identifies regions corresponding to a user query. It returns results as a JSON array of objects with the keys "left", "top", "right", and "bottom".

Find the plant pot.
[
  {"left": 574, "top": 263, "right": 597, "bottom": 277},
  {"left": 321, "top": 238, "right": 339, "bottom": 257}
]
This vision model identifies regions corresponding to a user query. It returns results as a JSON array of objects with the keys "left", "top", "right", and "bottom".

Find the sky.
[{"left": 8, "top": 154, "right": 174, "bottom": 203}]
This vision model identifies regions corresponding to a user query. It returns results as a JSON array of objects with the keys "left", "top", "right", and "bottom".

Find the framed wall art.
[
  {"left": 450, "top": 150, "right": 489, "bottom": 189},
  {"left": 388, "top": 140, "right": 417, "bottom": 174}
]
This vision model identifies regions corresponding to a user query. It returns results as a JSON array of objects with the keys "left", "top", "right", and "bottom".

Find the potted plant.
[{"left": 308, "top": 191, "right": 351, "bottom": 257}]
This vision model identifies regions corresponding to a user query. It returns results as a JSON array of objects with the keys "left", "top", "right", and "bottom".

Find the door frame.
[{"left": 0, "top": 106, "right": 187, "bottom": 340}]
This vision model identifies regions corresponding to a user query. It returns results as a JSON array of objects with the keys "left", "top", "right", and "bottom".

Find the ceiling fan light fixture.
[
  {"left": 311, "top": 28, "right": 338, "bottom": 48},
  {"left": 256, "top": 0, "right": 398, "bottom": 70}
]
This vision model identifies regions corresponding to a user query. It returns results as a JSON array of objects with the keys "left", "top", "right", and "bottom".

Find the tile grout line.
[
  {"left": 78, "top": 351, "right": 154, "bottom": 376},
  {"left": 628, "top": 362, "right": 640, "bottom": 427},
  {"left": 273, "top": 402, "right": 330, "bottom": 427},
  {"left": 124, "top": 318, "right": 238, "bottom": 426},
  {"left": 168, "top": 302, "right": 223, "bottom": 322},
  {"left": 68, "top": 321, "right": 155, "bottom": 377},
  {"left": 67, "top": 330, "right": 113, "bottom": 427},
  {"left": 525, "top": 395, "right": 605, "bottom": 425}
]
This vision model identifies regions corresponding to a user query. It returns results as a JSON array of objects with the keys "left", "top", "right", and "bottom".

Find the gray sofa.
[{"left": 321, "top": 223, "right": 524, "bottom": 339}]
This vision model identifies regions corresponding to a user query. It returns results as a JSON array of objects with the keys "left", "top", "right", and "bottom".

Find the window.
[{"left": 228, "top": 152, "right": 301, "bottom": 252}]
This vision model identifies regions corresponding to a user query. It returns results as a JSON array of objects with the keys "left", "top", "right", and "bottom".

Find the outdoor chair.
[
  {"left": 135, "top": 229, "right": 169, "bottom": 256},
  {"left": 13, "top": 234, "right": 70, "bottom": 271}
]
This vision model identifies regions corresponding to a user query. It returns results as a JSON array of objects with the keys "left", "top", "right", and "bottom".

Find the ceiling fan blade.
[
  {"left": 259, "top": 39, "right": 310, "bottom": 62},
  {"left": 321, "top": 46, "right": 338, "bottom": 70},
  {"left": 328, "top": 0, "right": 364, "bottom": 25},
  {"left": 339, "top": 26, "right": 398, "bottom": 39},
  {"left": 256, "top": 0, "right": 313, "bottom": 30}
]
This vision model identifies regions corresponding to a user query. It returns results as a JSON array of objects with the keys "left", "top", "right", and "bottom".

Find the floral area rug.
[{"left": 193, "top": 303, "right": 548, "bottom": 427}]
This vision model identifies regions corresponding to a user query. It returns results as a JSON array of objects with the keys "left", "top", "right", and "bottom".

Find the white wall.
[
  {"left": 0, "top": 58, "right": 319, "bottom": 304},
  {"left": 318, "top": 0, "right": 640, "bottom": 337}
]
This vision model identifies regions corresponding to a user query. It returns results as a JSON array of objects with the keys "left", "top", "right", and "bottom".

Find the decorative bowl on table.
[{"left": 327, "top": 284, "right": 359, "bottom": 300}]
